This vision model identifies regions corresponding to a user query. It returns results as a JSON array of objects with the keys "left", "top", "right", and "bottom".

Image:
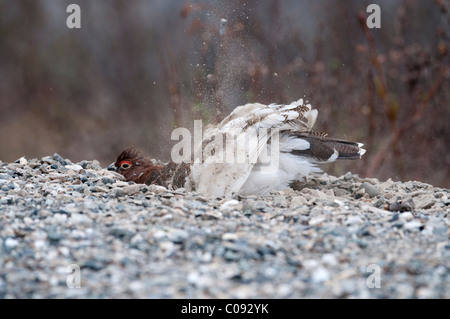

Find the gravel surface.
[{"left": 0, "top": 154, "right": 449, "bottom": 298}]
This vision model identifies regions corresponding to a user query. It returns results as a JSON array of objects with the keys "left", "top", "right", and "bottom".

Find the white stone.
[
  {"left": 147, "top": 184, "right": 167, "bottom": 194},
  {"left": 5, "top": 238, "right": 19, "bottom": 248},
  {"left": 290, "top": 196, "right": 306, "bottom": 209},
  {"left": 399, "top": 212, "right": 414, "bottom": 221},
  {"left": 65, "top": 164, "right": 83, "bottom": 171},
  {"left": 309, "top": 215, "right": 327, "bottom": 226},
  {"left": 69, "top": 213, "right": 93, "bottom": 225},
  {"left": 322, "top": 253, "right": 338, "bottom": 266},
  {"left": 404, "top": 220, "right": 423, "bottom": 230},
  {"left": 152, "top": 230, "right": 167, "bottom": 240},
  {"left": 345, "top": 216, "right": 364, "bottom": 225},
  {"left": 220, "top": 199, "right": 241, "bottom": 211},
  {"left": 222, "top": 232, "right": 239, "bottom": 241},
  {"left": 312, "top": 267, "right": 330, "bottom": 283},
  {"left": 333, "top": 199, "right": 345, "bottom": 206},
  {"left": 123, "top": 184, "right": 141, "bottom": 195}
]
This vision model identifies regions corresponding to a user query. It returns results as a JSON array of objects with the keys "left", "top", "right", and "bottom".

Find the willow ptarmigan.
[{"left": 112, "top": 99, "right": 366, "bottom": 197}]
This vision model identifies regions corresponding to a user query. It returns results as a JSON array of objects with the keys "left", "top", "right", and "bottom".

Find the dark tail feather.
[
  {"left": 323, "top": 138, "right": 365, "bottom": 160},
  {"left": 290, "top": 133, "right": 366, "bottom": 162}
]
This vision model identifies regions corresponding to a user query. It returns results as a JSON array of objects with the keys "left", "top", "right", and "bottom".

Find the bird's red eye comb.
[{"left": 119, "top": 160, "right": 132, "bottom": 169}]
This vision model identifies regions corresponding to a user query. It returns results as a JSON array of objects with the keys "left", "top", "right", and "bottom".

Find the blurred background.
[{"left": 0, "top": 0, "right": 449, "bottom": 187}]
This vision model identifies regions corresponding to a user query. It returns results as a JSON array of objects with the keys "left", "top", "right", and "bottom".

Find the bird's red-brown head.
[
  {"left": 113, "top": 147, "right": 158, "bottom": 184},
  {"left": 112, "top": 147, "right": 190, "bottom": 188}
]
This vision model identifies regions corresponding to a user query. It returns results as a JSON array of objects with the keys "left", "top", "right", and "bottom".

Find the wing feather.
[{"left": 189, "top": 99, "right": 316, "bottom": 197}]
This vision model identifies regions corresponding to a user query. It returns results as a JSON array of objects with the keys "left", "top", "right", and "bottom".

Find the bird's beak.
[{"left": 107, "top": 162, "right": 117, "bottom": 171}]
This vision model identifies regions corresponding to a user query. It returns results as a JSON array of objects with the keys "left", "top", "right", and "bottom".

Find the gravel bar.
[{"left": 0, "top": 154, "right": 449, "bottom": 298}]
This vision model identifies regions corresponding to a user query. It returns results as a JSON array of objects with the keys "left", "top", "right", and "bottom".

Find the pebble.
[
  {"left": 361, "top": 182, "right": 378, "bottom": 197},
  {"left": 65, "top": 164, "right": 83, "bottom": 172},
  {"left": 417, "top": 199, "right": 436, "bottom": 210},
  {"left": 109, "top": 228, "right": 135, "bottom": 240},
  {"left": 404, "top": 220, "right": 424, "bottom": 231},
  {"left": 423, "top": 217, "right": 448, "bottom": 238},
  {"left": 53, "top": 153, "right": 67, "bottom": 166},
  {"left": 399, "top": 212, "right": 414, "bottom": 221},
  {"left": 114, "top": 188, "right": 125, "bottom": 198},
  {"left": 309, "top": 215, "right": 326, "bottom": 226},
  {"left": 122, "top": 184, "right": 141, "bottom": 196},
  {"left": 311, "top": 267, "right": 330, "bottom": 283},
  {"left": 222, "top": 232, "right": 239, "bottom": 241},
  {"left": 321, "top": 253, "right": 338, "bottom": 266},
  {"left": 388, "top": 196, "right": 415, "bottom": 212},
  {"left": 0, "top": 154, "right": 448, "bottom": 299},
  {"left": 18, "top": 157, "right": 28, "bottom": 165},
  {"left": 345, "top": 216, "right": 364, "bottom": 225},
  {"left": 69, "top": 213, "right": 93, "bottom": 225},
  {"left": 5, "top": 238, "right": 19, "bottom": 249},
  {"left": 147, "top": 184, "right": 167, "bottom": 194},
  {"left": 93, "top": 186, "right": 108, "bottom": 193},
  {"left": 220, "top": 199, "right": 241, "bottom": 211},
  {"left": 290, "top": 196, "right": 307, "bottom": 208},
  {"left": 167, "top": 229, "right": 189, "bottom": 243}
]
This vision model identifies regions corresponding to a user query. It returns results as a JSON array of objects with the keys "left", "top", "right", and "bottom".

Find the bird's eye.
[{"left": 119, "top": 160, "right": 132, "bottom": 169}]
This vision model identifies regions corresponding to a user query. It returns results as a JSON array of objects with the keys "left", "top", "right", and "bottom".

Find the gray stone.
[
  {"left": 345, "top": 216, "right": 364, "bottom": 225},
  {"left": 388, "top": 196, "right": 415, "bottom": 212},
  {"left": 114, "top": 188, "right": 125, "bottom": 198},
  {"left": 417, "top": 198, "right": 436, "bottom": 210},
  {"left": 361, "top": 182, "right": 378, "bottom": 197},
  {"left": 92, "top": 186, "right": 108, "bottom": 193},
  {"left": 123, "top": 184, "right": 141, "bottom": 196},
  {"left": 53, "top": 153, "right": 67, "bottom": 166},
  {"left": 404, "top": 220, "right": 423, "bottom": 231},
  {"left": 108, "top": 228, "right": 135, "bottom": 240},
  {"left": 167, "top": 229, "right": 189, "bottom": 243},
  {"left": 0, "top": 153, "right": 448, "bottom": 299}
]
